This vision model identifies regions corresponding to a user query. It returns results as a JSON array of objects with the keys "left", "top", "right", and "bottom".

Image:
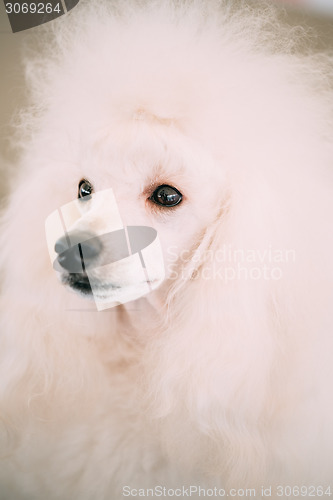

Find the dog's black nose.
[{"left": 54, "top": 232, "right": 102, "bottom": 272}]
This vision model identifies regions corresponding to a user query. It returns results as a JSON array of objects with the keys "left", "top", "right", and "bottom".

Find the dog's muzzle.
[{"left": 45, "top": 188, "right": 165, "bottom": 310}]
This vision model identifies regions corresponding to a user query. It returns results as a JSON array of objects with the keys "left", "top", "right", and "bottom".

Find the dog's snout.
[
  {"left": 54, "top": 237, "right": 68, "bottom": 255},
  {"left": 54, "top": 233, "right": 102, "bottom": 272}
]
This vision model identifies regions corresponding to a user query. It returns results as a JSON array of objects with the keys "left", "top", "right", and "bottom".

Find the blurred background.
[{"left": 0, "top": 0, "right": 333, "bottom": 169}]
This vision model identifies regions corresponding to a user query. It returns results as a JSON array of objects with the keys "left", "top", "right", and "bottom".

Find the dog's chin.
[
  {"left": 61, "top": 273, "right": 158, "bottom": 302},
  {"left": 70, "top": 275, "right": 90, "bottom": 296},
  {"left": 61, "top": 273, "right": 118, "bottom": 299}
]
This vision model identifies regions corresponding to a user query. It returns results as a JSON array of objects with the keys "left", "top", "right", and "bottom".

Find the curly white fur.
[{"left": 0, "top": 1, "right": 333, "bottom": 498}]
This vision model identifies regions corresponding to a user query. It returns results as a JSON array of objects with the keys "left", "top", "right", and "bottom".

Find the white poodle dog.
[{"left": 0, "top": 1, "right": 333, "bottom": 498}]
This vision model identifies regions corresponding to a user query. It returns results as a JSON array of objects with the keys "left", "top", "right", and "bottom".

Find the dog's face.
[
  {"left": 46, "top": 119, "right": 224, "bottom": 306},
  {"left": 33, "top": 6, "right": 309, "bottom": 310}
]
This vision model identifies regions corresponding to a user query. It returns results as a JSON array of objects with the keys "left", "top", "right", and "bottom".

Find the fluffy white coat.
[{"left": 0, "top": 1, "right": 333, "bottom": 498}]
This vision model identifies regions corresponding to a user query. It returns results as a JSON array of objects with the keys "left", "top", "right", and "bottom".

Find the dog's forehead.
[
  {"left": 44, "top": 18, "right": 226, "bottom": 148},
  {"left": 80, "top": 119, "right": 193, "bottom": 179}
]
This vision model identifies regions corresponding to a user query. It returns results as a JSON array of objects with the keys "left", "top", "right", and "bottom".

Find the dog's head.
[
  {"left": 44, "top": 119, "right": 226, "bottom": 308},
  {"left": 12, "top": 1, "right": 330, "bottom": 315}
]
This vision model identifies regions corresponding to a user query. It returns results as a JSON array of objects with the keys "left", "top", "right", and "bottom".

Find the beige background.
[
  {"left": 0, "top": 2, "right": 333, "bottom": 170},
  {"left": 0, "top": 1, "right": 32, "bottom": 164}
]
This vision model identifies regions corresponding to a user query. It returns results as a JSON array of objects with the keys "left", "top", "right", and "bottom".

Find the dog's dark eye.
[
  {"left": 78, "top": 179, "right": 93, "bottom": 200},
  {"left": 149, "top": 185, "right": 183, "bottom": 207}
]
